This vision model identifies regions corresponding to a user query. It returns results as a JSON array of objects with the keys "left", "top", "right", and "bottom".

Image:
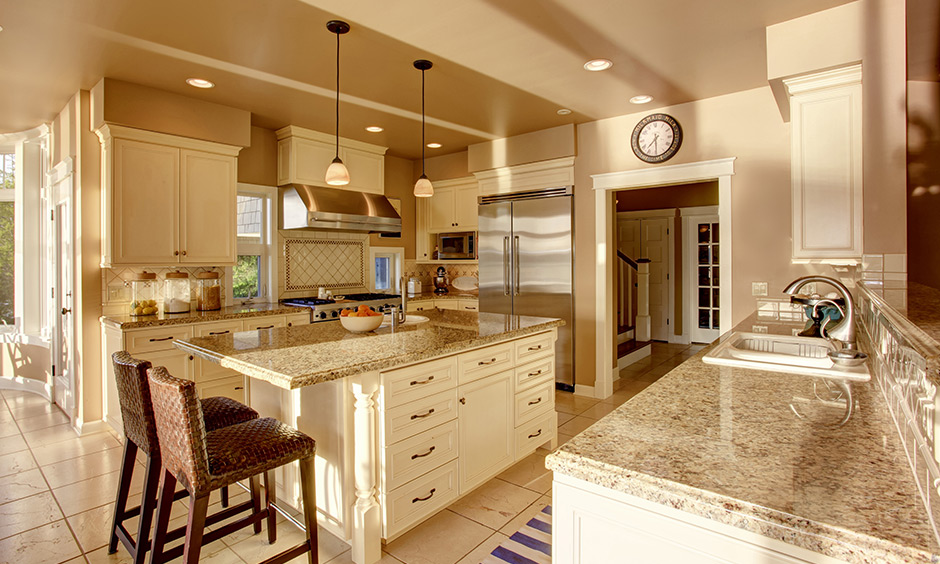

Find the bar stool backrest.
[
  {"left": 111, "top": 351, "right": 161, "bottom": 456},
  {"left": 148, "top": 366, "right": 212, "bottom": 495}
]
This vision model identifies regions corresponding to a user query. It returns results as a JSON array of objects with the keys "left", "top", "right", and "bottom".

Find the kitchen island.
[
  {"left": 547, "top": 315, "right": 940, "bottom": 564},
  {"left": 176, "top": 309, "right": 562, "bottom": 564}
]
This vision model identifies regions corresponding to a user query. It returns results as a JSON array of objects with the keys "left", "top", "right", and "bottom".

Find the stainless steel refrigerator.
[{"left": 478, "top": 187, "right": 574, "bottom": 390}]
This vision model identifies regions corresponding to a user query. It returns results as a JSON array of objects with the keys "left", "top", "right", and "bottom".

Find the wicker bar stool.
[
  {"left": 108, "top": 351, "right": 261, "bottom": 564},
  {"left": 148, "top": 366, "right": 319, "bottom": 564}
]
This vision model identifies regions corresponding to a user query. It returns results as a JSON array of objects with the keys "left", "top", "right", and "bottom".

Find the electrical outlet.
[
  {"left": 752, "top": 282, "right": 768, "bottom": 296},
  {"left": 751, "top": 325, "right": 768, "bottom": 334}
]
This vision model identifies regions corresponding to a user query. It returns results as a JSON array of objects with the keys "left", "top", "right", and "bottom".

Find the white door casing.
[{"left": 49, "top": 160, "right": 75, "bottom": 419}]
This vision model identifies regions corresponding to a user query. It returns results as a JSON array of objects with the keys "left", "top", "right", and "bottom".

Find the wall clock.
[{"left": 631, "top": 113, "right": 682, "bottom": 163}]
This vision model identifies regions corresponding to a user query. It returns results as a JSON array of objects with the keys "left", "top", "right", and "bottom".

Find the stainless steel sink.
[
  {"left": 703, "top": 332, "right": 870, "bottom": 381},
  {"left": 380, "top": 314, "right": 429, "bottom": 327}
]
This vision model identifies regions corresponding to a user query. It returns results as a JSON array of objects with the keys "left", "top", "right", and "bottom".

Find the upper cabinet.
[
  {"left": 784, "top": 65, "right": 862, "bottom": 262},
  {"left": 96, "top": 124, "right": 240, "bottom": 267},
  {"left": 425, "top": 177, "right": 479, "bottom": 232},
  {"left": 276, "top": 125, "right": 387, "bottom": 194}
]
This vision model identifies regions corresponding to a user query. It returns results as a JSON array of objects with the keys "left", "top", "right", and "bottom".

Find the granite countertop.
[
  {"left": 858, "top": 281, "right": 940, "bottom": 371},
  {"left": 101, "top": 303, "right": 304, "bottom": 330},
  {"left": 546, "top": 316, "right": 939, "bottom": 564},
  {"left": 407, "top": 290, "right": 478, "bottom": 301},
  {"left": 175, "top": 309, "right": 562, "bottom": 390}
]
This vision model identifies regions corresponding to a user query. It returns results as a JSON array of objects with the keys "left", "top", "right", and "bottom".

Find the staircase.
[{"left": 616, "top": 250, "right": 652, "bottom": 369}]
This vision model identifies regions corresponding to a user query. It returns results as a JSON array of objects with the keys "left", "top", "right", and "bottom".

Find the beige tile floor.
[{"left": 0, "top": 342, "right": 700, "bottom": 564}]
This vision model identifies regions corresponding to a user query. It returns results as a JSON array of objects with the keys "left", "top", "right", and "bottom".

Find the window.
[
  {"left": 230, "top": 185, "right": 276, "bottom": 305},
  {"left": 0, "top": 154, "right": 14, "bottom": 326},
  {"left": 370, "top": 247, "right": 403, "bottom": 294}
]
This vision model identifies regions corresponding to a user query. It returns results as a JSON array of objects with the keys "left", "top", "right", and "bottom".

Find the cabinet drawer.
[
  {"left": 384, "top": 389, "right": 457, "bottom": 445},
  {"left": 285, "top": 313, "right": 310, "bottom": 327},
  {"left": 457, "top": 342, "right": 513, "bottom": 385},
  {"left": 515, "top": 410, "right": 555, "bottom": 458},
  {"left": 381, "top": 460, "right": 458, "bottom": 541},
  {"left": 515, "top": 357, "right": 554, "bottom": 392},
  {"left": 126, "top": 326, "right": 194, "bottom": 354},
  {"left": 195, "top": 374, "right": 247, "bottom": 404},
  {"left": 434, "top": 300, "right": 459, "bottom": 311},
  {"left": 515, "top": 379, "right": 554, "bottom": 426},
  {"left": 193, "top": 320, "right": 242, "bottom": 338},
  {"left": 458, "top": 299, "right": 478, "bottom": 312},
  {"left": 193, "top": 357, "right": 240, "bottom": 384},
  {"left": 242, "top": 317, "right": 286, "bottom": 332},
  {"left": 381, "top": 420, "right": 458, "bottom": 493},
  {"left": 407, "top": 301, "right": 433, "bottom": 313},
  {"left": 382, "top": 357, "right": 457, "bottom": 409},
  {"left": 514, "top": 331, "right": 554, "bottom": 365}
]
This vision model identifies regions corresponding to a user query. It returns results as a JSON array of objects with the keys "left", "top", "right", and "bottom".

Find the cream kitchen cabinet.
[
  {"left": 96, "top": 124, "right": 240, "bottom": 267},
  {"left": 457, "top": 369, "right": 514, "bottom": 493},
  {"left": 784, "top": 65, "right": 863, "bottom": 262},
  {"left": 407, "top": 298, "right": 477, "bottom": 313},
  {"left": 276, "top": 125, "right": 387, "bottom": 194},
  {"left": 426, "top": 177, "right": 479, "bottom": 232}
]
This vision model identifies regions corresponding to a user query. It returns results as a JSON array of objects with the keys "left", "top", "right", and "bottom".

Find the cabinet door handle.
[
  {"left": 174, "top": 250, "right": 179, "bottom": 256},
  {"left": 528, "top": 397, "right": 542, "bottom": 406},
  {"left": 181, "top": 250, "right": 187, "bottom": 256},
  {"left": 528, "top": 429, "right": 542, "bottom": 439},
  {"left": 459, "top": 397, "right": 466, "bottom": 405},
  {"left": 527, "top": 370, "right": 543, "bottom": 377},
  {"left": 412, "top": 488, "right": 436, "bottom": 503},
  {"left": 149, "top": 336, "right": 174, "bottom": 342},
  {"left": 410, "top": 375, "right": 435, "bottom": 386},
  {"left": 188, "top": 355, "right": 194, "bottom": 361},
  {"left": 411, "top": 446, "right": 436, "bottom": 460},
  {"left": 528, "top": 345, "right": 542, "bottom": 351},
  {"left": 410, "top": 408, "right": 435, "bottom": 420},
  {"left": 234, "top": 386, "right": 244, "bottom": 390},
  {"left": 464, "top": 306, "right": 475, "bottom": 310},
  {"left": 209, "top": 330, "right": 230, "bottom": 335},
  {"left": 478, "top": 358, "right": 498, "bottom": 366},
  {"left": 256, "top": 325, "right": 274, "bottom": 330}
]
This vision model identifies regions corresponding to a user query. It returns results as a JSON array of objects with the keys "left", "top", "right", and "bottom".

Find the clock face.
[{"left": 631, "top": 114, "right": 682, "bottom": 163}]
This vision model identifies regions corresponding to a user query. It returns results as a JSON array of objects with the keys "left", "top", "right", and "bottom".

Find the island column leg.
[{"left": 350, "top": 371, "right": 381, "bottom": 564}]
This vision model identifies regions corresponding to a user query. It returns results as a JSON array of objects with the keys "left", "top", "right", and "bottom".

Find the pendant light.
[
  {"left": 325, "top": 20, "right": 351, "bottom": 186},
  {"left": 413, "top": 59, "right": 434, "bottom": 197}
]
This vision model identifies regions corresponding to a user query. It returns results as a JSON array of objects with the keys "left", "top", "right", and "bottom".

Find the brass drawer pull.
[
  {"left": 149, "top": 336, "right": 174, "bottom": 342},
  {"left": 411, "top": 446, "right": 436, "bottom": 460},
  {"left": 527, "top": 370, "right": 543, "bottom": 377},
  {"left": 410, "top": 408, "right": 435, "bottom": 420},
  {"left": 412, "top": 488, "right": 436, "bottom": 503},
  {"left": 410, "top": 375, "right": 435, "bottom": 386},
  {"left": 464, "top": 306, "right": 475, "bottom": 310},
  {"left": 528, "top": 345, "right": 542, "bottom": 351},
  {"left": 208, "top": 330, "right": 230, "bottom": 335},
  {"left": 528, "top": 429, "right": 542, "bottom": 439},
  {"left": 478, "top": 358, "right": 498, "bottom": 366},
  {"left": 234, "top": 386, "right": 244, "bottom": 390},
  {"left": 528, "top": 397, "right": 542, "bottom": 406},
  {"left": 256, "top": 325, "right": 274, "bottom": 330}
]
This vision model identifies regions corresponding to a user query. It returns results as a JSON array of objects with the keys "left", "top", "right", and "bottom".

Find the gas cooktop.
[{"left": 281, "top": 293, "right": 403, "bottom": 322}]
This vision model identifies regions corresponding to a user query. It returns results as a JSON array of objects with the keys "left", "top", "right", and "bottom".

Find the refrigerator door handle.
[
  {"left": 503, "top": 236, "right": 511, "bottom": 296},
  {"left": 513, "top": 235, "right": 521, "bottom": 296}
]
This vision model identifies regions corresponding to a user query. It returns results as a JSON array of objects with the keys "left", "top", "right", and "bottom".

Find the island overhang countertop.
[
  {"left": 174, "top": 309, "right": 563, "bottom": 389},
  {"left": 546, "top": 315, "right": 940, "bottom": 564}
]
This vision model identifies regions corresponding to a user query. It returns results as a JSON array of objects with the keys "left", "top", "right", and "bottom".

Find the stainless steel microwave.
[{"left": 438, "top": 232, "right": 475, "bottom": 260}]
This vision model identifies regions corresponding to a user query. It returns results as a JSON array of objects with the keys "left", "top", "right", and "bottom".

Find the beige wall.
[
  {"left": 0, "top": 342, "right": 51, "bottom": 384},
  {"left": 417, "top": 150, "right": 470, "bottom": 182},
  {"left": 90, "top": 78, "right": 251, "bottom": 147},
  {"left": 371, "top": 155, "right": 417, "bottom": 258},
  {"left": 574, "top": 86, "right": 830, "bottom": 387},
  {"left": 238, "top": 126, "right": 278, "bottom": 186},
  {"left": 907, "top": 80, "right": 940, "bottom": 289},
  {"left": 615, "top": 182, "right": 718, "bottom": 212},
  {"left": 468, "top": 124, "right": 575, "bottom": 172}
]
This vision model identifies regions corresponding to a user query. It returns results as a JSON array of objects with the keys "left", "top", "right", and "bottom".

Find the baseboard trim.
[
  {"left": 617, "top": 343, "right": 652, "bottom": 370},
  {"left": 574, "top": 384, "right": 595, "bottom": 398},
  {"left": 73, "top": 418, "right": 111, "bottom": 437},
  {"left": 0, "top": 377, "right": 52, "bottom": 400}
]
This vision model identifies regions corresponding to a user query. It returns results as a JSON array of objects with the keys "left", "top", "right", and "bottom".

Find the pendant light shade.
[
  {"left": 413, "top": 59, "right": 434, "bottom": 198},
  {"left": 326, "top": 20, "right": 350, "bottom": 186}
]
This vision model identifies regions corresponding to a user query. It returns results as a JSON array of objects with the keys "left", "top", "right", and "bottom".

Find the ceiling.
[{"left": 0, "top": 0, "right": 855, "bottom": 159}]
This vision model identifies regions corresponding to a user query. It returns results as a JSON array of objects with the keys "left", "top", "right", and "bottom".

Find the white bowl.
[{"left": 340, "top": 314, "right": 383, "bottom": 333}]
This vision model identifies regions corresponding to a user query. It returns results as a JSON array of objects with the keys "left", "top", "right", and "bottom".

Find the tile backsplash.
[
  {"left": 102, "top": 266, "right": 226, "bottom": 306},
  {"left": 404, "top": 260, "right": 478, "bottom": 290}
]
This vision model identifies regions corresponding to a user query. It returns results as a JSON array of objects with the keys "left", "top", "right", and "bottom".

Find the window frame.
[
  {"left": 369, "top": 246, "right": 404, "bottom": 295},
  {"left": 227, "top": 183, "right": 278, "bottom": 306}
]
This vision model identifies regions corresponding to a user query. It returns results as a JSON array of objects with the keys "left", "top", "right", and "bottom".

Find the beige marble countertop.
[
  {"left": 406, "top": 290, "right": 478, "bottom": 301},
  {"left": 175, "top": 309, "right": 562, "bottom": 390},
  {"left": 101, "top": 303, "right": 304, "bottom": 330},
  {"left": 546, "top": 316, "right": 939, "bottom": 564}
]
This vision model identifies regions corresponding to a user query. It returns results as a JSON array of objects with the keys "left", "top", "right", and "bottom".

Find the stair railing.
[{"left": 616, "top": 251, "right": 651, "bottom": 342}]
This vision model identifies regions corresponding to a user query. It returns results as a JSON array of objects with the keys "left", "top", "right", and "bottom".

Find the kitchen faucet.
[
  {"left": 391, "top": 276, "right": 407, "bottom": 329},
  {"left": 783, "top": 276, "right": 856, "bottom": 349}
]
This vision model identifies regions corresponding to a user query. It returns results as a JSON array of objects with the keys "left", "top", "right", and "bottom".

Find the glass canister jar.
[
  {"left": 164, "top": 271, "right": 191, "bottom": 314},
  {"left": 195, "top": 271, "right": 222, "bottom": 311},
  {"left": 129, "top": 272, "right": 158, "bottom": 316}
]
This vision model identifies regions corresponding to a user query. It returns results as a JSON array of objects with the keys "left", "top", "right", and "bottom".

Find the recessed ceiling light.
[
  {"left": 584, "top": 59, "right": 613, "bottom": 72},
  {"left": 427, "top": 143, "right": 442, "bottom": 149},
  {"left": 630, "top": 95, "right": 653, "bottom": 104},
  {"left": 365, "top": 126, "right": 384, "bottom": 133},
  {"left": 185, "top": 78, "right": 215, "bottom": 89},
  {"left": 557, "top": 108, "right": 572, "bottom": 116}
]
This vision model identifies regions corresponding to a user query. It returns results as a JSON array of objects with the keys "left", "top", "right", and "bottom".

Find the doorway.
[
  {"left": 616, "top": 211, "right": 675, "bottom": 342},
  {"left": 48, "top": 160, "right": 74, "bottom": 419}
]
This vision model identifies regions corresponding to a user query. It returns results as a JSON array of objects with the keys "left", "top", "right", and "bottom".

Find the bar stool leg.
[
  {"left": 150, "top": 468, "right": 178, "bottom": 564},
  {"left": 221, "top": 485, "right": 229, "bottom": 508},
  {"left": 182, "top": 493, "right": 210, "bottom": 564},
  {"left": 264, "top": 470, "right": 277, "bottom": 543},
  {"left": 109, "top": 440, "right": 139, "bottom": 554},
  {"left": 249, "top": 475, "right": 263, "bottom": 534},
  {"left": 299, "top": 456, "right": 319, "bottom": 564},
  {"left": 131, "top": 453, "right": 162, "bottom": 564}
]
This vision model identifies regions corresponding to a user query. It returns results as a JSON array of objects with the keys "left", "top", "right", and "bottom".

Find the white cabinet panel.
[
  {"left": 429, "top": 187, "right": 456, "bottom": 232},
  {"left": 457, "top": 342, "right": 513, "bottom": 385},
  {"left": 179, "top": 149, "right": 236, "bottom": 264},
  {"left": 380, "top": 420, "right": 458, "bottom": 493},
  {"left": 458, "top": 370, "right": 513, "bottom": 493},
  {"left": 381, "top": 460, "right": 458, "bottom": 540},
  {"left": 434, "top": 300, "right": 459, "bottom": 311},
  {"left": 276, "top": 125, "right": 386, "bottom": 194},
  {"left": 382, "top": 357, "right": 457, "bottom": 410},
  {"left": 125, "top": 326, "right": 194, "bottom": 355},
  {"left": 196, "top": 374, "right": 247, "bottom": 403},
  {"left": 454, "top": 184, "right": 479, "bottom": 230}
]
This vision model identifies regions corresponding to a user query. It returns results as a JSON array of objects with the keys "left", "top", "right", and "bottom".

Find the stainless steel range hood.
[{"left": 280, "top": 184, "right": 402, "bottom": 233}]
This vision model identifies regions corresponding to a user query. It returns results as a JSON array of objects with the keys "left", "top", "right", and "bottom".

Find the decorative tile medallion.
[{"left": 284, "top": 238, "right": 365, "bottom": 291}]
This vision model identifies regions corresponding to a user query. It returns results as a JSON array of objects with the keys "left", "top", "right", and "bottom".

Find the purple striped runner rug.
[{"left": 481, "top": 505, "right": 552, "bottom": 564}]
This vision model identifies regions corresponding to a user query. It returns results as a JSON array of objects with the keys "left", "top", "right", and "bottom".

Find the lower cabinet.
[
  {"left": 457, "top": 370, "right": 514, "bottom": 493},
  {"left": 407, "top": 298, "right": 478, "bottom": 313}
]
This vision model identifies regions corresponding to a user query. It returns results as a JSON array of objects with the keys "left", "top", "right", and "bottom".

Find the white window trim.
[
  {"left": 227, "top": 183, "right": 278, "bottom": 306},
  {"left": 369, "top": 247, "right": 404, "bottom": 294}
]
